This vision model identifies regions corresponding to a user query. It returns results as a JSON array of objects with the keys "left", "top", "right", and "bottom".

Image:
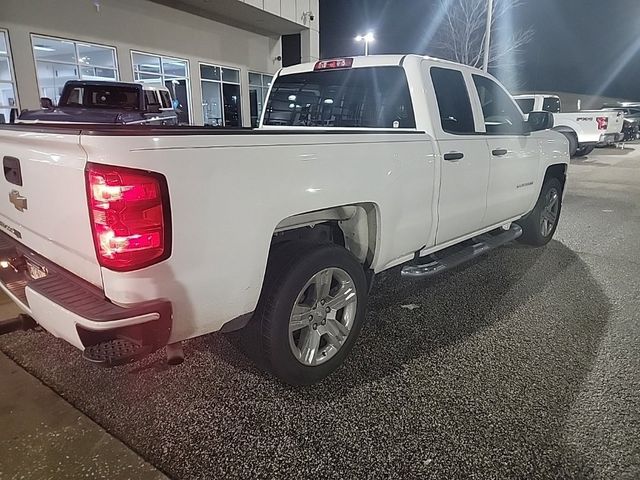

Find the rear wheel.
[
  {"left": 254, "top": 242, "right": 367, "bottom": 385},
  {"left": 517, "top": 177, "right": 563, "bottom": 246},
  {"left": 575, "top": 144, "right": 595, "bottom": 157}
]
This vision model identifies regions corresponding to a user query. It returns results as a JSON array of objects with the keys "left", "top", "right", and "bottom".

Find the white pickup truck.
[
  {"left": 514, "top": 93, "right": 624, "bottom": 157},
  {"left": 0, "top": 55, "right": 568, "bottom": 385}
]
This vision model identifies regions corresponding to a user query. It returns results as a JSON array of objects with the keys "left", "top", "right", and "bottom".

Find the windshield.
[
  {"left": 59, "top": 85, "right": 141, "bottom": 110},
  {"left": 263, "top": 66, "right": 416, "bottom": 128}
]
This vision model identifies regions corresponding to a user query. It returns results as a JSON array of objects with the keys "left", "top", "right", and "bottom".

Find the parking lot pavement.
[
  {"left": 0, "top": 352, "right": 167, "bottom": 480},
  {"left": 0, "top": 146, "right": 639, "bottom": 479}
]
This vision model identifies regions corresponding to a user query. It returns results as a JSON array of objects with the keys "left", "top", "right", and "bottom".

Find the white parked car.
[
  {"left": 0, "top": 55, "right": 569, "bottom": 384},
  {"left": 514, "top": 93, "right": 624, "bottom": 157}
]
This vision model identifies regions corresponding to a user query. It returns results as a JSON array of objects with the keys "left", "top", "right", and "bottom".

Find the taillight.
[
  {"left": 596, "top": 117, "right": 608, "bottom": 130},
  {"left": 314, "top": 58, "right": 354, "bottom": 70},
  {"left": 86, "top": 163, "right": 171, "bottom": 271}
]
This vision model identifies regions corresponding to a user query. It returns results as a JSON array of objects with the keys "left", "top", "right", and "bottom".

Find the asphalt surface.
[{"left": 1, "top": 145, "right": 639, "bottom": 479}]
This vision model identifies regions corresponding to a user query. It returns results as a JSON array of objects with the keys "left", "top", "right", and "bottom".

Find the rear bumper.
[
  {"left": 598, "top": 133, "right": 622, "bottom": 145},
  {"left": 0, "top": 231, "right": 172, "bottom": 352}
]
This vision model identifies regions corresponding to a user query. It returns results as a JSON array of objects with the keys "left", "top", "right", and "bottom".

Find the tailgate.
[
  {"left": 605, "top": 110, "right": 624, "bottom": 133},
  {"left": 0, "top": 127, "right": 102, "bottom": 287}
]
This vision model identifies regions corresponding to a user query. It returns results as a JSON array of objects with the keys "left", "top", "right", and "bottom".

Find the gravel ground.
[{"left": 1, "top": 146, "right": 639, "bottom": 479}]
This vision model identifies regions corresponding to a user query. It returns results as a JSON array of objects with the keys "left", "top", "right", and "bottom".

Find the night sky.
[{"left": 319, "top": 0, "right": 640, "bottom": 100}]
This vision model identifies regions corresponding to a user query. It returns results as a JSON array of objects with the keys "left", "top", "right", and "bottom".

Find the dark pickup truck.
[{"left": 18, "top": 80, "right": 178, "bottom": 125}]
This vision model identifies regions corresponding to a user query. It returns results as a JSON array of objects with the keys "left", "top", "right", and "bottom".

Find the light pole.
[
  {"left": 355, "top": 32, "right": 375, "bottom": 56},
  {"left": 482, "top": 0, "right": 494, "bottom": 71}
]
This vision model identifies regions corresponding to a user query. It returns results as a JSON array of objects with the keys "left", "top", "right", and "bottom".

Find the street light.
[
  {"left": 355, "top": 32, "right": 375, "bottom": 56},
  {"left": 482, "top": 0, "right": 494, "bottom": 71}
]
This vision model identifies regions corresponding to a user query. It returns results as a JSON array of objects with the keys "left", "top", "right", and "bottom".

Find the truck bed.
[
  {"left": 0, "top": 124, "right": 424, "bottom": 136},
  {"left": 0, "top": 123, "right": 434, "bottom": 344}
]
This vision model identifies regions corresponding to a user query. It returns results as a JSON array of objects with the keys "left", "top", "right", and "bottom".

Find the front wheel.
[
  {"left": 254, "top": 242, "right": 367, "bottom": 385},
  {"left": 517, "top": 177, "right": 563, "bottom": 246}
]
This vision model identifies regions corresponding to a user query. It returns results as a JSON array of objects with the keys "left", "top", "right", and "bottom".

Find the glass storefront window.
[
  {"left": 132, "top": 51, "right": 191, "bottom": 124},
  {"left": 200, "top": 63, "right": 241, "bottom": 127},
  {"left": 0, "top": 30, "right": 18, "bottom": 123},
  {"left": 31, "top": 35, "right": 119, "bottom": 105},
  {"left": 249, "top": 72, "right": 273, "bottom": 127},
  {"left": 131, "top": 52, "right": 191, "bottom": 125}
]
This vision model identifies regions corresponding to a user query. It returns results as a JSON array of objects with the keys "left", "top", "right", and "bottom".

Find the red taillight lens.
[
  {"left": 596, "top": 117, "right": 608, "bottom": 130},
  {"left": 86, "top": 163, "right": 171, "bottom": 271}
]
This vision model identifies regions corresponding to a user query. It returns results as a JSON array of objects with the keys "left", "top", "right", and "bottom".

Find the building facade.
[{"left": 0, "top": 0, "right": 320, "bottom": 126}]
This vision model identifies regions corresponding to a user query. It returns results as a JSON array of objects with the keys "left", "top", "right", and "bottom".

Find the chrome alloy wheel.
[
  {"left": 288, "top": 267, "right": 358, "bottom": 366},
  {"left": 540, "top": 187, "right": 559, "bottom": 237}
]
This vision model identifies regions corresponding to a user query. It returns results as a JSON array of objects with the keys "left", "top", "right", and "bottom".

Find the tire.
[
  {"left": 516, "top": 177, "right": 563, "bottom": 246},
  {"left": 254, "top": 241, "right": 367, "bottom": 385},
  {"left": 558, "top": 131, "right": 578, "bottom": 158},
  {"left": 574, "top": 144, "right": 595, "bottom": 157}
]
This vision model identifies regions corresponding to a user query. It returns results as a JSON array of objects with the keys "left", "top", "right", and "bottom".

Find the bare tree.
[{"left": 435, "top": 0, "right": 534, "bottom": 69}]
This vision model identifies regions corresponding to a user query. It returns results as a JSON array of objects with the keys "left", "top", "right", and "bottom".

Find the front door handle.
[
  {"left": 492, "top": 148, "right": 508, "bottom": 156},
  {"left": 443, "top": 152, "right": 464, "bottom": 162}
]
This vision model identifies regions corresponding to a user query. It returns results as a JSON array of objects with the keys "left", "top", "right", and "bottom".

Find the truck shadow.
[
  {"left": 219, "top": 239, "right": 609, "bottom": 394},
  {"left": 0, "top": 239, "right": 611, "bottom": 479}
]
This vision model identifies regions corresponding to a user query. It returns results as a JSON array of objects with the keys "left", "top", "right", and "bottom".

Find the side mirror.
[
  {"left": 147, "top": 104, "right": 161, "bottom": 114},
  {"left": 527, "top": 111, "right": 554, "bottom": 132},
  {"left": 40, "top": 97, "right": 54, "bottom": 109}
]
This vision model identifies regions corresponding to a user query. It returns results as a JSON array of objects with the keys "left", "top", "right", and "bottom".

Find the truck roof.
[
  {"left": 514, "top": 93, "right": 561, "bottom": 100},
  {"left": 277, "top": 54, "right": 486, "bottom": 76},
  {"left": 62, "top": 80, "right": 170, "bottom": 93}
]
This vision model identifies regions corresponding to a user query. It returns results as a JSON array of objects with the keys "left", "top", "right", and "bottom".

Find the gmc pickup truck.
[
  {"left": 514, "top": 93, "right": 624, "bottom": 157},
  {"left": 0, "top": 55, "right": 569, "bottom": 385}
]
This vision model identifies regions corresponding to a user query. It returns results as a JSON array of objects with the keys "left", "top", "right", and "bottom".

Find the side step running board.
[
  {"left": 83, "top": 338, "right": 153, "bottom": 367},
  {"left": 401, "top": 224, "right": 522, "bottom": 279}
]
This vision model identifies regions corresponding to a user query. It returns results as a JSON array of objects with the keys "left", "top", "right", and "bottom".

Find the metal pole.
[
  {"left": 482, "top": 0, "right": 494, "bottom": 71},
  {"left": 365, "top": 40, "right": 369, "bottom": 56}
]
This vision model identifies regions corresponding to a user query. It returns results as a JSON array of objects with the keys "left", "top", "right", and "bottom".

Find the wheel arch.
[
  {"left": 271, "top": 203, "right": 380, "bottom": 269},
  {"left": 552, "top": 126, "right": 578, "bottom": 156},
  {"left": 552, "top": 125, "right": 578, "bottom": 136},
  {"left": 544, "top": 163, "right": 568, "bottom": 190}
]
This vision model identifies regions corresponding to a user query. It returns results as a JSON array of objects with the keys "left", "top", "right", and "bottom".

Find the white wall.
[{"left": 0, "top": 0, "right": 295, "bottom": 125}]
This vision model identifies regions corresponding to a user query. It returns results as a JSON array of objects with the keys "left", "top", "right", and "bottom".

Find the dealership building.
[{"left": 0, "top": 0, "right": 320, "bottom": 126}]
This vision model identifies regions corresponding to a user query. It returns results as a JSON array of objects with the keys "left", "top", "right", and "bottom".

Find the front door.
[
  {"left": 429, "top": 66, "right": 491, "bottom": 245},
  {"left": 470, "top": 74, "right": 540, "bottom": 224}
]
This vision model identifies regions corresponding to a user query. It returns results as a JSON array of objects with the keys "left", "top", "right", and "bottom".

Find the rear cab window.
[
  {"left": 542, "top": 96, "right": 561, "bottom": 113},
  {"left": 515, "top": 98, "right": 535, "bottom": 114},
  {"left": 159, "top": 91, "right": 173, "bottom": 109},
  {"left": 430, "top": 67, "right": 475, "bottom": 134},
  {"left": 144, "top": 90, "right": 161, "bottom": 110},
  {"left": 59, "top": 85, "right": 140, "bottom": 110},
  {"left": 263, "top": 66, "right": 416, "bottom": 128}
]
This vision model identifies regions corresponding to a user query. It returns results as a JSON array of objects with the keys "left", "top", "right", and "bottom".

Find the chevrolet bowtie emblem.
[{"left": 9, "top": 190, "right": 27, "bottom": 212}]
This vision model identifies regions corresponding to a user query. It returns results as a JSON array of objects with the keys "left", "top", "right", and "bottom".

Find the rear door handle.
[
  {"left": 443, "top": 152, "right": 464, "bottom": 162},
  {"left": 492, "top": 148, "right": 508, "bottom": 156}
]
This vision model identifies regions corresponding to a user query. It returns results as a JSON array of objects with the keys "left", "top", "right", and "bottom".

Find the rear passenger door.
[
  {"left": 429, "top": 66, "right": 491, "bottom": 245},
  {"left": 470, "top": 74, "right": 540, "bottom": 225}
]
